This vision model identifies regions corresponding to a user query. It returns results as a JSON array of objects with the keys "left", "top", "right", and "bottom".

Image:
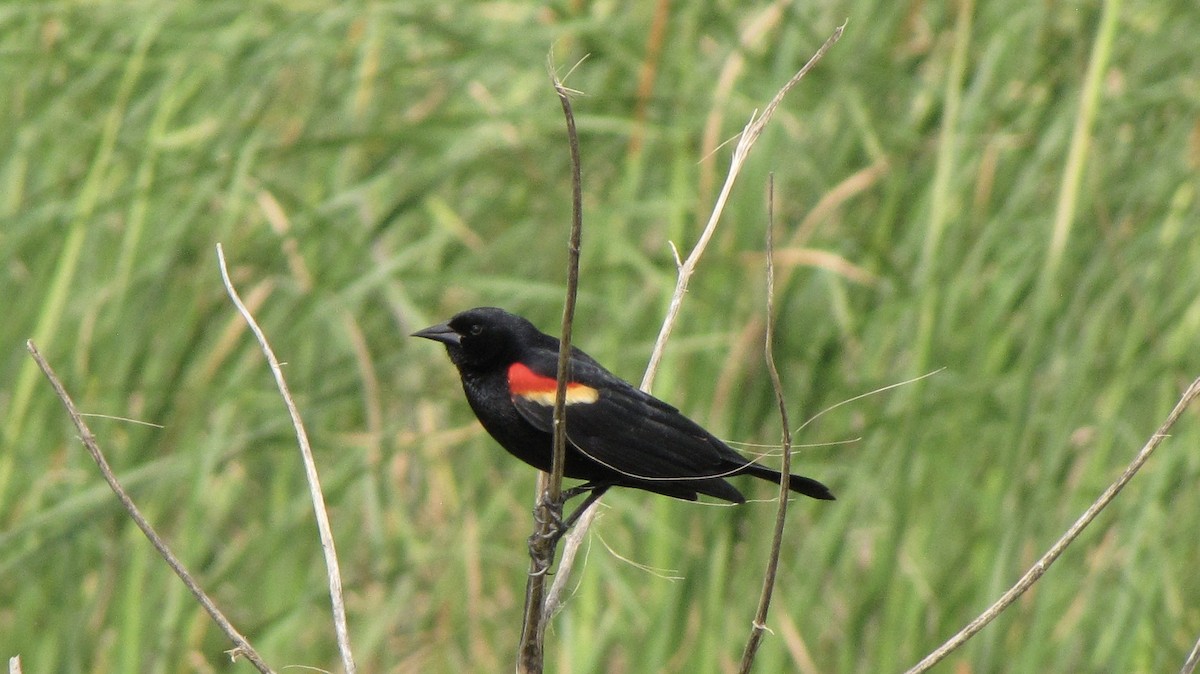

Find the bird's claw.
[{"left": 528, "top": 493, "right": 567, "bottom": 562}]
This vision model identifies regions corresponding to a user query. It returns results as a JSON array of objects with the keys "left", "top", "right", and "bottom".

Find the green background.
[{"left": 2, "top": 0, "right": 1198, "bottom": 672}]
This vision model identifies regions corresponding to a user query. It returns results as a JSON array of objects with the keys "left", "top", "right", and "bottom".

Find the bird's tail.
[{"left": 741, "top": 464, "right": 835, "bottom": 501}]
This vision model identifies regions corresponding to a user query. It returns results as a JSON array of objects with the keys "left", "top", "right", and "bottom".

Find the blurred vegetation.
[{"left": 2, "top": 0, "right": 1199, "bottom": 672}]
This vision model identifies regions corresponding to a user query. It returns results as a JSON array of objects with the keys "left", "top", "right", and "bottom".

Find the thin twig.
[
  {"left": 517, "top": 57, "right": 586, "bottom": 674},
  {"left": 546, "top": 23, "right": 846, "bottom": 617},
  {"left": 216, "top": 244, "right": 356, "bottom": 674},
  {"left": 739, "top": 174, "right": 792, "bottom": 671},
  {"left": 26, "top": 340, "right": 275, "bottom": 674},
  {"left": 904, "top": 376, "right": 1200, "bottom": 674},
  {"left": 640, "top": 22, "right": 844, "bottom": 393}
]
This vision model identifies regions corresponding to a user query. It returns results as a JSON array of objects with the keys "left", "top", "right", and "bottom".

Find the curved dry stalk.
[
  {"left": 904, "top": 376, "right": 1200, "bottom": 674},
  {"left": 216, "top": 244, "right": 356, "bottom": 674},
  {"left": 27, "top": 341, "right": 275, "bottom": 674}
]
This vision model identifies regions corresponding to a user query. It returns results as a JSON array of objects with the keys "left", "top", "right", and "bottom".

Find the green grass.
[{"left": 3, "top": 1, "right": 1199, "bottom": 672}]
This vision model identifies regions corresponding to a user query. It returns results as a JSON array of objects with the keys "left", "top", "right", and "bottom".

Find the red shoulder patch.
[{"left": 507, "top": 362, "right": 599, "bottom": 404}]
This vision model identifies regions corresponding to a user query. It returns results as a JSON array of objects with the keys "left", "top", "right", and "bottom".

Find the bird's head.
[{"left": 412, "top": 307, "right": 543, "bottom": 371}]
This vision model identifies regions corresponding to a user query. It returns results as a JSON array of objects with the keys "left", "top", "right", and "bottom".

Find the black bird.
[{"left": 413, "top": 307, "right": 834, "bottom": 511}]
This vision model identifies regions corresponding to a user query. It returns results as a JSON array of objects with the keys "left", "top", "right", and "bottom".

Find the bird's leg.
[
  {"left": 530, "top": 483, "right": 612, "bottom": 555},
  {"left": 560, "top": 484, "right": 610, "bottom": 532},
  {"left": 538, "top": 482, "right": 603, "bottom": 539},
  {"left": 560, "top": 481, "right": 602, "bottom": 502}
]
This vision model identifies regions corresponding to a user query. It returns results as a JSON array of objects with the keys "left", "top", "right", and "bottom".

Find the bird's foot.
[
  {"left": 529, "top": 492, "right": 567, "bottom": 551},
  {"left": 527, "top": 484, "right": 614, "bottom": 565}
]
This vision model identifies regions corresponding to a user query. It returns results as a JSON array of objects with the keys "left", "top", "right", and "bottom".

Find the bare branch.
[
  {"left": 27, "top": 340, "right": 275, "bottom": 674},
  {"left": 517, "top": 56, "right": 586, "bottom": 674},
  {"left": 216, "top": 244, "right": 357, "bottom": 674},
  {"left": 905, "top": 376, "right": 1200, "bottom": 674}
]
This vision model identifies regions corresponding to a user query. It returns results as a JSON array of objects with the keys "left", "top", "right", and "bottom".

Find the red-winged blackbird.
[{"left": 414, "top": 307, "right": 834, "bottom": 506}]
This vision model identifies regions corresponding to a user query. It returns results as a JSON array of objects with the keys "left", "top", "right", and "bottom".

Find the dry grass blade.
[
  {"left": 904, "top": 376, "right": 1200, "bottom": 674},
  {"left": 26, "top": 340, "right": 276, "bottom": 674},
  {"left": 216, "top": 244, "right": 356, "bottom": 674}
]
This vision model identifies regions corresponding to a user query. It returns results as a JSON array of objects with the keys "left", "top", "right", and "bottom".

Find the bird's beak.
[{"left": 411, "top": 321, "right": 461, "bottom": 346}]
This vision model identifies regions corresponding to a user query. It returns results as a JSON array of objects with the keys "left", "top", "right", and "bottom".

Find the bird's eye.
[{"left": 469, "top": 324, "right": 484, "bottom": 336}]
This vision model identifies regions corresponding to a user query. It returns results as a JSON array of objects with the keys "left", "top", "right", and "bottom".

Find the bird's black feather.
[{"left": 414, "top": 307, "right": 835, "bottom": 504}]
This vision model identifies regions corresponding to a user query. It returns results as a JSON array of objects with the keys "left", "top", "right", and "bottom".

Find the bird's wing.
[{"left": 507, "top": 353, "right": 739, "bottom": 482}]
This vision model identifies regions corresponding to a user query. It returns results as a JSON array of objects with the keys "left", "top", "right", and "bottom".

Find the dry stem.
[
  {"left": 216, "top": 244, "right": 357, "bottom": 674},
  {"left": 739, "top": 174, "right": 792, "bottom": 671},
  {"left": 516, "top": 59, "right": 586, "bottom": 674}
]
